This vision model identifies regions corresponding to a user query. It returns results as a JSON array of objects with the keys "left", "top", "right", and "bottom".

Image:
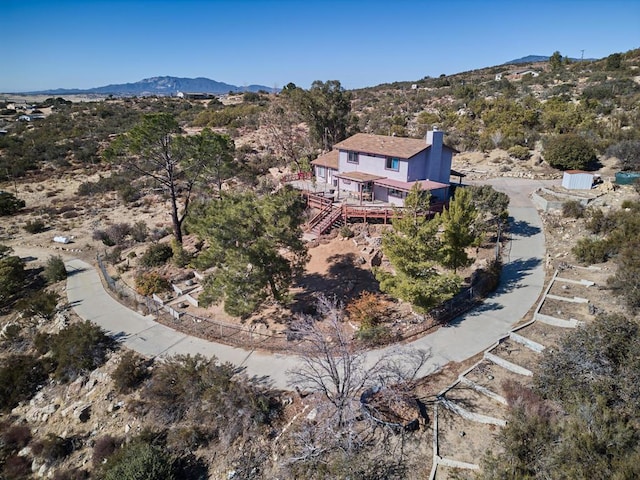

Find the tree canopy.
[
  {"left": 543, "top": 133, "right": 598, "bottom": 170},
  {"left": 108, "top": 114, "right": 235, "bottom": 243},
  {"left": 0, "top": 191, "right": 25, "bottom": 216},
  {"left": 375, "top": 185, "right": 460, "bottom": 313},
  {"left": 284, "top": 80, "right": 357, "bottom": 150},
  {"left": 0, "top": 246, "right": 26, "bottom": 306},
  {"left": 436, "top": 187, "right": 478, "bottom": 273},
  {"left": 188, "top": 186, "right": 307, "bottom": 317}
]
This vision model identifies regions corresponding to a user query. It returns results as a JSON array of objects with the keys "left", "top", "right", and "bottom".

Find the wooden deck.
[{"left": 301, "top": 191, "right": 446, "bottom": 231}]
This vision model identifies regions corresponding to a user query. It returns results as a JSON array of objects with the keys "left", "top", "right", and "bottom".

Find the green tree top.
[
  {"left": 188, "top": 186, "right": 307, "bottom": 317},
  {"left": 549, "top": 51, "right": 564, "bottom": 71},
  {"left": 109, "top": 114, "right": 234, "bottom": 243},
  {"left": 543, "top": 133, "right": 598, "bottom": 171},
  {"left": 436, "top": 187, "right": 479, "bottom": 273},
  {"left": 375, "top": 185, "right": 460, "bottom": 313}
]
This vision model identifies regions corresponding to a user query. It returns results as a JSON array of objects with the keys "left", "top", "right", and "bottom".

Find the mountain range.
[
  {"left": 22, "top": 76, "right": 275, "bottom": 96},
  {"left": 505, "top": 54, "right": 594, "bottom": 64},
  {"left": 18, "top": 54, "right": 599, "bottom": 96}
]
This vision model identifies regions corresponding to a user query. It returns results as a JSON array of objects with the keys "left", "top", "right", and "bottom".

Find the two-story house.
[{"left": 311, "top": 128, "right": 456, "bottom": 206}]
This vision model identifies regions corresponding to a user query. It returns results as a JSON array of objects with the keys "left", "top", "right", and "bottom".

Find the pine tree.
[
  {"left": 375, "top": 185, "right": 460, "bottom": 313},
  {"left": 437, "top": 187, "right": 478, "bottom": 273},
  {"left": 188, "top": 186, "right": 307, "bottom": 318}
]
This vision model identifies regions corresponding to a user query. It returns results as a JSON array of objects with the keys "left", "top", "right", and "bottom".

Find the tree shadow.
[
  {"left": 496, "top": 257, "right": 542, "bottom": 294},
  {"left": 509, "top": 217, "right": 541, "bottom": 238},
  {"left": 65, "top": 266, "right": 87, "bottom": 276},
  {"left": 291, "top": 252, "right": 380, "bottom": 315}
]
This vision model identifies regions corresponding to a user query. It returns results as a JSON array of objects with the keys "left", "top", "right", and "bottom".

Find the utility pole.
[{"left": 580, "top": 49, "right": 585, "bottom": 62}]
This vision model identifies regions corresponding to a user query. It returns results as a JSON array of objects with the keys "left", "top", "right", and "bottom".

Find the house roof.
[
  {"left": 334, "top": 133, "right": 430, "bottom": 159},
  {"left": 334, "top": 171, "right": 385, "bottom": 182},
  {"left": 311, "top": 150, "right": 339, "bottom": 169},
  {"left": 374, "top": 178, "right": 449, "bottom": 192}
]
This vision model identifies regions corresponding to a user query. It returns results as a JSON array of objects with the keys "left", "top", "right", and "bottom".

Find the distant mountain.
[
  {"left": 505, "top": 54, "right": 595, "bottom": 65},
  {"left": 22, "top": 76, "right": 275, "bottom": 96}
]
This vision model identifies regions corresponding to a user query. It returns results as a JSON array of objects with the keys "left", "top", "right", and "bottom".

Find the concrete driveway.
[{"left": 29, "top": 178, "right": 559, "bottom": 390}]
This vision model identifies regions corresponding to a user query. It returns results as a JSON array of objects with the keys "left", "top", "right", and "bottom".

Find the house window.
[
  {"left": 386, "top": 157, "right": 400, "bottom": 171},
  {"left": 347, "top": 151, "right": 359, "bottom": 164},
  {"left": 317, "top": 166, "right": 326, "bottom": 178},
  {"left": 388, "top": 188, "right": 407, "bottom": 198}
]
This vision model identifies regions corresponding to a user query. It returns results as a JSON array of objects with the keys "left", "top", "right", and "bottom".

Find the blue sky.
[{"left": 3, "top": 0, "right": 639, "bottom": 92}]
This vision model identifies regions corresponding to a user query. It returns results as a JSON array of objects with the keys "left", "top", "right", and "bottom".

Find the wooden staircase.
[{"left": 309, "top": 205, "right": 343, "bottom": 235}]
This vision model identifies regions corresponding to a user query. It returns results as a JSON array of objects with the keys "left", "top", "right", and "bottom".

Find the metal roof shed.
[{"left": 562, "top": 170, "right": 594, "bottom": 190}]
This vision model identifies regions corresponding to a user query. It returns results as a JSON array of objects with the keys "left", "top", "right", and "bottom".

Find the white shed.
[{"left": 562, "top": 170, "right": 594, "bottom": 190}]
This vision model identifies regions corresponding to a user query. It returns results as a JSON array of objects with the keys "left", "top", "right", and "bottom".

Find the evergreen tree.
[
  {"left": 189, "top": 186, "right": 307, "bottom": 317},
  {"left": 107, "top": 114, "right": 234, "bottom": 244},
  {"left": 375, "top": 185, "right": 460, "bottom": 313},
  {"left": 436, "top": 187, "right": 478, "bottom": 273}
]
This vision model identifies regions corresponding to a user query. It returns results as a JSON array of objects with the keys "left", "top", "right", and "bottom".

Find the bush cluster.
[
  {"left": 24, "top": 218, "right": 46, "bottom": 234},
  {"left": 561, "top": 200, "right": 585, "bottom": 218},
  {"left": 135, "top": 271, "right": 170, "bottom": 296},
  {"left": 0, "top": 354, "right": 49, "bottom": 412},
  {"left": 140, "top": 243, "right": 173, "bottom": 267},
  {"left": 35, "top": 321, "right": 114, "bottom": 382},
  {"left": 0, "top": 192, "right": 25, "bottom": 216},
  {"left": 111, "top": 351, "right": 149, "bottom": 393},
  {"left": 140, "top": 355, "right": 281, "bottom": 447},
  {"left": 44, "top": 255, "right": 67, "bottom": 284}
]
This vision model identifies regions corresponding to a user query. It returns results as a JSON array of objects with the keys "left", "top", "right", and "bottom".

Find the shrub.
[
  {"left": 135, "top": 272, "right": 170, "bottom": 296},
  {"left": 339, "top": 225, "right": 355, "bottom": 238},
  {"left": 112, "top": 351, "right": 149, "bottom": 393},
  {"left": 572, "top": 237, "right": 611, "bottom": 264},
  {"left": 606, "top": 139, "right": 640, "bottom": 171},
  {"left": 103, "top": 246, "right": 124, "bottom": 265},
  {"left": 0, "top": 191, "right": 25, "bottom": 216},
  {"left": 140, "top": 243, "right": 173, "bottom": 267},
  {"left": 507, "top": 145, "right": 531, "bottom": 160},
  {"left": 0, "top": 355, "right": 48, "bottom": 412},
  {"left": 93, "top": 435, "right": 120, "bottom": 466},
  {"left": 44, "top": 321, "right": 115, "bottom": 382},
  {"left": 131, "top": 221, "right": 148, "bottom": 243},
  {"left": 585, "top": 208, "right": 615, "bottom": 234},
  {"left": 2, "top": 454, "right": 31, "bottom": 479},
  {"left": 543, "top": 134, "right": 598, "bottom": 171},
  {"left": 170, "top": 239, "right": 191, "bottom": 267},
  {"left": 24, "top": 218, "right": 46, "bottom": 233},
  {"left": 106, "top": 223, "right": 131, "bottom": 245},
  {"left": 346, "top": 291, "right": 389, "bottom": 330},
  {"left": 0, "top": 255, "right": 26, "bottom": 305},
  {"left": 117, "top": 184, "right": 140, "bottom": 204},
  {"left": 98, "top": 439, "right": 175, "bottom": 480},
  {"left": 608, "top": 245, "right": 640, "bottom": 312},
  {"left": 32, "top": 433, "right": 73, "bottom": 463},
  {"left": 1, "top": 424, "right": 32, "bottom": 452},
  {"left": 44, "top": 255, "right": 67, "bottom": 283},
  {"left": 141, "top": 354, "right": 281, "bottom": 443},
  {"left": 561, "top": 200, "right": 585, "bottom": 218},
  {"left": 52, "top": 468, "right": 89, "bottom": 480},
  {"left": 355, "top": 324, "right": 390, "bottom": 345},
  {"left": 16, "top": 290, "right": 60, "bottom": 321},
  {"left": 93, "top": 229, "right": 115, "bottom": 246}
]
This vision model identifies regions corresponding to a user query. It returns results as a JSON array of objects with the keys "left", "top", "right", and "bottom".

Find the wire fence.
[
  {"left": 95, "top": 254, "right": 296, "bottom": 352},
  {"left": 95, "top": 254, "right": 493, "bottom": 353}
]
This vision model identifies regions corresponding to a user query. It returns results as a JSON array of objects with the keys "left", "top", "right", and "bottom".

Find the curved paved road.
[{"left": 22, "top": 178, "right": 558, "bottom": 390}]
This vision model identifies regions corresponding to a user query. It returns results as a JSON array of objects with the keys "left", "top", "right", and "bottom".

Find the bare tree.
[
  {"left": 289, "top": 296, "right": 430, "bottom": 415},
  {"left": 285, "top": 295, "right": 430, "bottom": 474}
]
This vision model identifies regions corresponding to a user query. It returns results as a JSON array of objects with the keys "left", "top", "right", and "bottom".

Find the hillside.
[{"left": 1, "top": 47, "right": 640, "bottom": 480}]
